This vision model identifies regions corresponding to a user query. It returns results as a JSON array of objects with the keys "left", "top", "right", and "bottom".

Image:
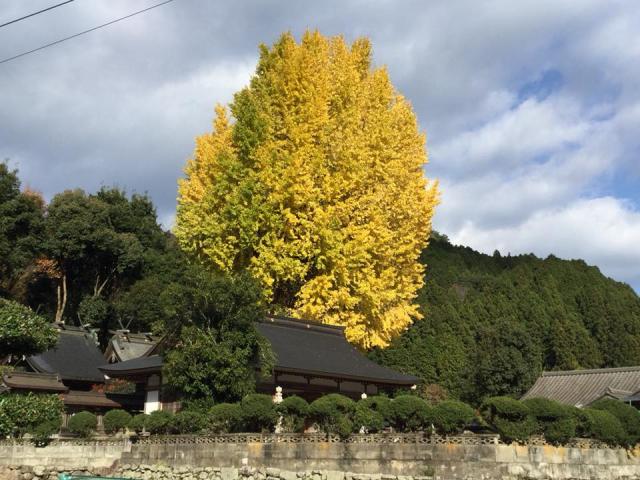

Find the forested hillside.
[{"left": 370, "top": 232, "right": 640, "bottom": 404}]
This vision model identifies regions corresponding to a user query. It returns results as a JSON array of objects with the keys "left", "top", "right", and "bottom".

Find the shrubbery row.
[{"left": 4, "top": 391, "right": 640, "bottom": 448}]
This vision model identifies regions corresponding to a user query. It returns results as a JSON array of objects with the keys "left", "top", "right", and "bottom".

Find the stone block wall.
[{"left": 1, "top": 436, "right": 640, "bottom": 480}]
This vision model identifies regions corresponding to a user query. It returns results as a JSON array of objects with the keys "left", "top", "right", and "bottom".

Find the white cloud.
[{"left": 447, "top": 197, "right": 640, "bottom": 288}]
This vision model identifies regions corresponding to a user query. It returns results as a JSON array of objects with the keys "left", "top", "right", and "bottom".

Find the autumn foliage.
[{"left": 176, "top": 31, "right": 438, "bottom": 348}]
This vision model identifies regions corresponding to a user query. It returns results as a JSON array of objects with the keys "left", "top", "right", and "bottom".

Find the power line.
[
  {"left": 0, "top": 0, "right": 177, "bottom": 65},
  {"left": 0, "top": 0, "right": 75, "bottom": 29}
]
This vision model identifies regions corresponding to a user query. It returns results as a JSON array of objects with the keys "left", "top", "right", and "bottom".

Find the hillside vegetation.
[{"left": 370, "top": 233, "right": 640, "bottom": 404}]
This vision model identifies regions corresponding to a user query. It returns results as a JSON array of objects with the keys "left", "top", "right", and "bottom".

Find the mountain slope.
[{"left": 370, "top": 233, "right": 640, "bottom": 404}]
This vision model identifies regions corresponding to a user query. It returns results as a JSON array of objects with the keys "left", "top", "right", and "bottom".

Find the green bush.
[
  {"left": 208, "top": 403, "right": 241, "bottom": 433},
  {"left": 0, "top": 392, "right": 64, "bottom": 438},
  {"left": 171, "top": 410, "right": 208, "bottom": 434},
  {"left": 481, "top": 397, "right": 535, "bottom": 442},
  {"left": 240, "top": 394, "right": 277, "bottom": 432},
  {"left": 389, "top": 395, "right": 432, "bottom": 432},
  {"left": 366, "top": 396, "right": 393, "bottom": 424},
  {"left": 182, "top": 397, "right": 217, "bottom": 413},
  {"left": 522, "top": 398, "right": 576, "bottom": 445},
  {"left": 432, "top": 400, "right": 476, "bottom": 435},
  {"left": 579, "top": 408, "right": 627, "bottom": 447},
  {"left": 309, "top": 393, "right": 356, "bottom": 437},
  {"left": 354, "top": 404, "right": 383, "bottom": 433},
  {"left": 31, "top": 418, "right": 62, "bottom": 446},
  {"left": 145, "top": 410, "right": 173, "bottom": 435},
  {"left": 591, "top": 398, "right": 640, "bottom": 446},
  {"left": 129, "top": 413, "right": 149, "bottom": 434},
  {"left": 276, "top": 396, "right": 309, "bottom": 433},
  {"left": 68, "top": 411, "right": 97, "bottom": 438},
  {"left": 103, "top": 409, "right": 132, "bottom": 434}
]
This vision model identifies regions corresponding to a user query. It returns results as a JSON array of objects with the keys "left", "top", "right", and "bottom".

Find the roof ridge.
[
  {"left": 263, "top": 315, "right": 345, "bottom": 335},
  {"left": 542, "top": 365, "right": 640, "bottom": 376}
]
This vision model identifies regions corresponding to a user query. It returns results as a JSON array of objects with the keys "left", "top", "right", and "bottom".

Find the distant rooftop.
[
  {"left": 105, "top": 330, "right": 158, "bottom": 363},
  {"left": 522, "top": 366, "right": 640, "bottom": 407}
]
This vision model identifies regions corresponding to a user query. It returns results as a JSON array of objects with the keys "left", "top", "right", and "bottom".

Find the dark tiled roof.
[
  {"left": 101, "top": 316, "right": 419, "bottom": 386},
  {"left": 2, "top": 371, "right": 68, "bottom": 392},
  {"left": 27, "top": 324, "right": 106, "bottom": 383},
  {"left": 257, "top": 316, "right": 420, "bottom": 385},
  {"left": 99, "top": 355, "right": 163, "bottom": 375},
  {"left": 522, "top": 366, "right": 640, "bottom": 407}
]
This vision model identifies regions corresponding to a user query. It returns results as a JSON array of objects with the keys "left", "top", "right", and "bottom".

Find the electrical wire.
[
  {"left": 0, "top": 0, "right": 177, "bottom": 65},
  {"left": 0, "top": 0, "right": 75, "bottom": 29}
]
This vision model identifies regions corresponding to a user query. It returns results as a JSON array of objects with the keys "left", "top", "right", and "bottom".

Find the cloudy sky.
[{"left": 1, "top": 0, "right": 639, "bottom": 291}]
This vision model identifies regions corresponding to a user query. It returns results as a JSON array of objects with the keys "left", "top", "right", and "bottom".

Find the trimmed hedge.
[
  {"left": 171, "top": 410, "right": 207, "bottom": 434},
  {"left": 146, "top": 410, "right": 173, "bottom": 435},
  {"left": 389, "top": 395, "right": 432, "bottom": 432},
  {"left": 309, "top": 393, "right": 356, "bottom": 437},
  {"left": 276, "top": 395, "right": 309, "bottom": 433},
  {"left": 578, "top": 408, "right": 627, "bottom": 446},
  {"left": 354, "top": 396, "right": 392, "bottom": 433},
  {"left": 68, "top": 411, "right": 97, "bottom": 438},
  {"left": 522, "top": 398, "right": 576, "bottom": 445},
  {"left": 591, "top": 398, "right": 640, "bottom": 446},
  {"left": 208, "top": 403, "right": 241, "bottom": 433},
  {"left": 103, "top": 409, "right": 132, "bottom": 434},
  {"left": 481, "top": 396, "right": 536, "bottom": 442},
  {"left": 240, "top": 394, "right": 277, "bottom": 432},
  {"left": 432, "top": 400, "right": 476, "bottom": 435},
  {"left": 129, "top": 413, "right": 148, "bottom": 433}
]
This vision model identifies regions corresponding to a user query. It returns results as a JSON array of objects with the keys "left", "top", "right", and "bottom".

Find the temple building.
[
  {"left": 99, "top": 316, "right": 420, "bottom": 413},
  {"left": 104, "top": 330, "right": 158, "bottom": 363},
  {"left": 522, "top": 366, "right": 640, "bottom": 408},
  {"left": 1, "top": 323, "right": 143, "bottom": 425}
]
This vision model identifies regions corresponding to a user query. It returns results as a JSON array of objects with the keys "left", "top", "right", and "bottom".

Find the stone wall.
[{"left": 1, "top": 435, "right": 640, "bottom": 480}]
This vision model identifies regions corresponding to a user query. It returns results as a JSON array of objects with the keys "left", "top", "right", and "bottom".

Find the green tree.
[
  {"left": 0, "top": 298, "right": 57, "bottom": 361},
  {"left": 0, "top": 162, "right": 45, "bottom": 299},
  {"left": 163, "top": 268, "right": 273, "bottom": 402}
]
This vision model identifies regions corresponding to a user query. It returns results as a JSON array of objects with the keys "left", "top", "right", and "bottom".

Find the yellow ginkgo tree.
[{"left": 176, "top": 31, "right": 439, "bottom": 349}]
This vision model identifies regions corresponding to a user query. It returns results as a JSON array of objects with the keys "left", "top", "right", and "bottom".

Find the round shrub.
[
  {"left": 208, "top": 403, "right": 241, "bottom": 433},
  {"left": 591, "top": 398, "right": 640, "bottom": 446},
  {"left": 309, "top": 394, "right": 356, "bottom": 437},
  {"left": 522, "top": 398, "right": 576, "bottom": 445},
  {"left": 240, "top": 394, "right": 277, "bottom": 432},
  {"left": 31, "top": 418, "right": 61, "bottom": 445},
  {"left": 354, "top": 402, "right": 384, "bottom": 433},
  {"left": 579, "top": 408, "right": 627, "bottom": 447},
  {"left": 170, "top": 410, "right": 208, "bottom": 434},
  {"left": 432, "top": 400, "right": 476, "bottom": 435},
  {"left": 68, "top": 411, "right": 97, "bottom": 438},
  {"left": 103, "top": 409, "right": 132, "bottom": 434},
  {"left": 389, "top": 395, "right": 432, "bottom": 432},
  {"left": 276, "top": 396, "right": 309, "bottom": 433},
  {"left": 145, "top": 410, "right": 173, "bottom": 435},
  {"left": 365, "top": 396, "right": 393, "bottom": 423},
  {"left": 481, "top": 397, "right": 535, "bottom": 443},
  {"left": 129, "top": 413, "right": 149, "bottom": 434}
]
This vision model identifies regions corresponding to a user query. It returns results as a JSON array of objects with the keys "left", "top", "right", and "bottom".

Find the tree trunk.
[{"left": 54, "top": 274, "right": 67, "bottom": 323}]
